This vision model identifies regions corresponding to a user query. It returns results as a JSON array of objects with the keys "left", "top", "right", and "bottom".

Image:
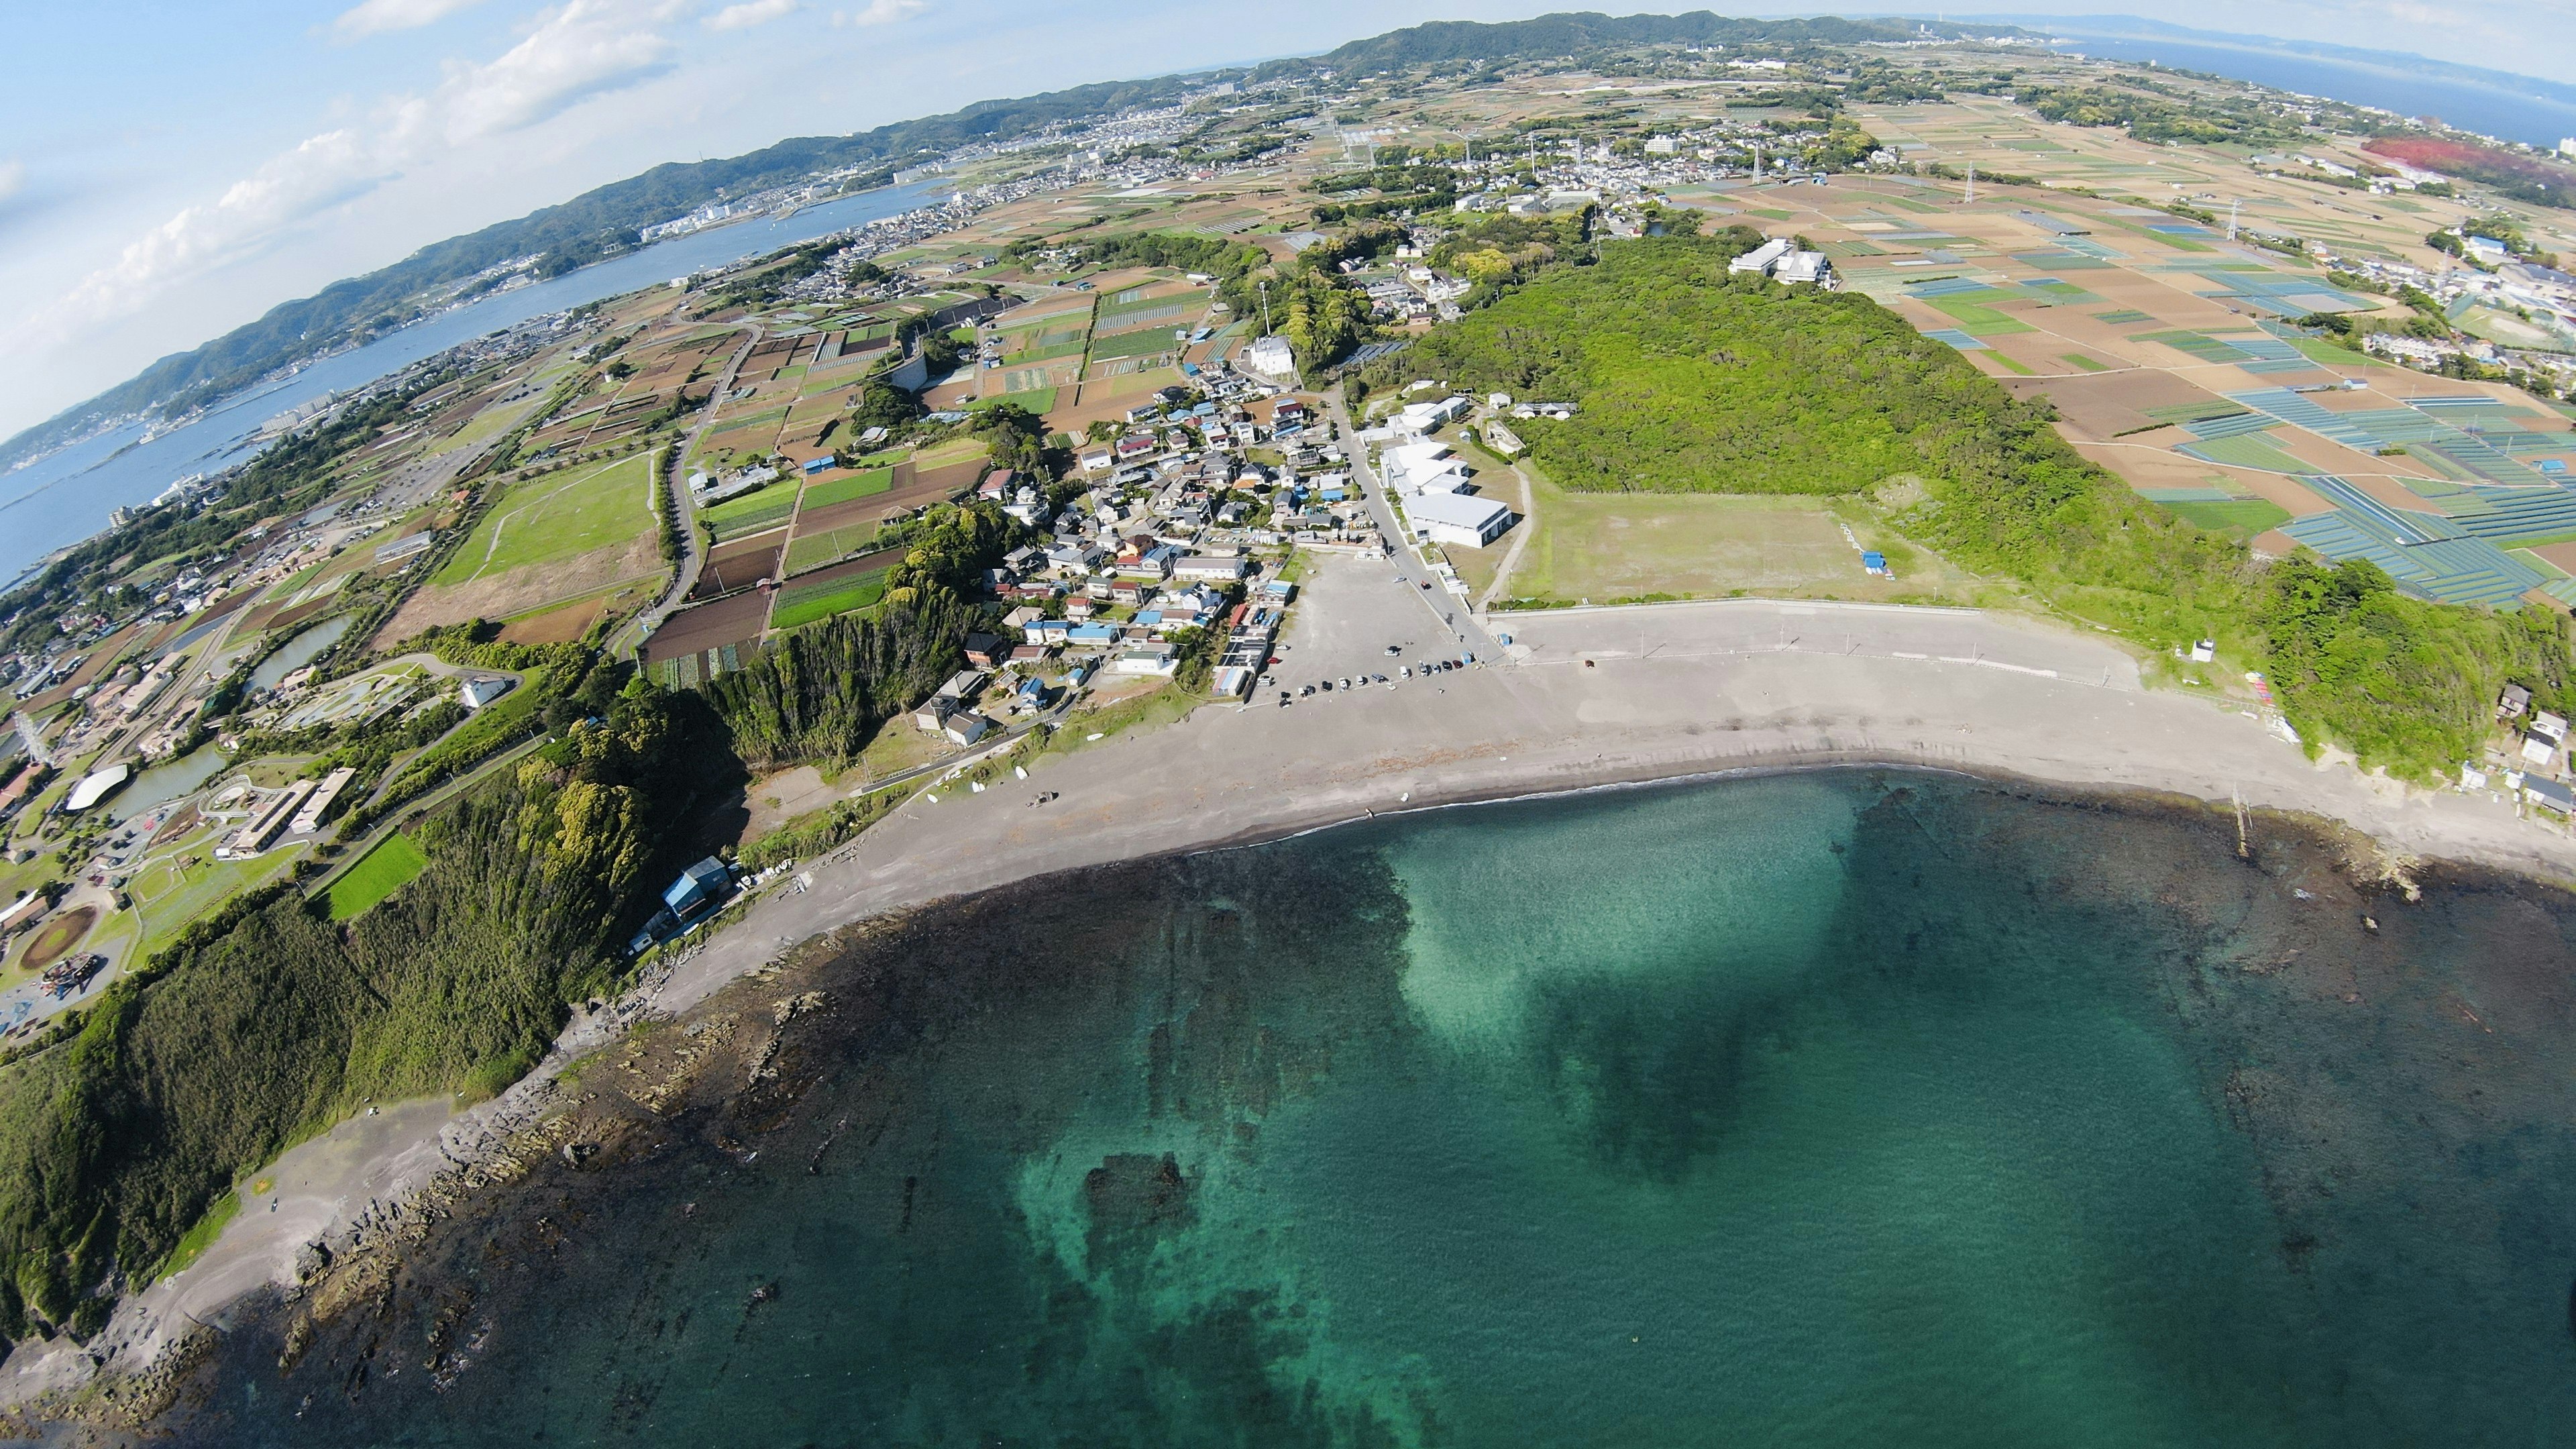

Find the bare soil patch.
[
  {"left": 19, "top": 906, "right": 97, "bottom": 973},
  {"left": 496, "top": 595, "right": 610, "bottom": 646},
  {"left": 384, "top": 535, "right": 661, "bottom": 636}
]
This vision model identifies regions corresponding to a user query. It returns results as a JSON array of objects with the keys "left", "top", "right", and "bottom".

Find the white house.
[
  {"left": 1408, "top": 490, "right": 1515, "bottom": 549},
  {"left": 1774, "top": 251, "right": 1835, "bottom": 287},
  {"left": 459, "top": 676, "right": 513, "bottom": 710},
  {"left": 1173, "top": 555, "right": 1247, "bottom": 582}
]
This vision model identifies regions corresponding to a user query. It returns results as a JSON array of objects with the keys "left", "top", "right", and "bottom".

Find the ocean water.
[
  {"left": 168, "top": 769, "right": 2576, "bottom": 1446},
  {"left": 2039, "top": 30, "right": 2576, "bottom": 149},
  {"left": 0, "top": 181, "right": 943, "bottom": 586}
]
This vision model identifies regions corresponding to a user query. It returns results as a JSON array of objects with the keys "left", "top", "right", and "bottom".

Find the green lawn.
[
  {"left": 327, "top": 833, "right": 428, "bottom": 921},
  {"left": 435, "top": 453, "right": 654, "bottom": 586},
  {"left": 1501, "top": 465, "right": 1979, "bottom": 607}
]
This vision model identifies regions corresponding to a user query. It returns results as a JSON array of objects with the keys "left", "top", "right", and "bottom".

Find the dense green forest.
[
  {"left": 1397, "top": 236, "right": 2573, "bottom": 776},
  {"left": 0, "top": 682, "right": 734, "bottom": 1341}
]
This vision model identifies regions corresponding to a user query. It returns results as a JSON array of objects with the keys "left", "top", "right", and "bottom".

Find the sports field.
[
  {"left": 435, "top": 453, "right": 655, "bottom": 587},
  {"left": 1498, "top": 464, "right": 1978, "bottom": 608},
  {"left": 327, "top": 833, "right": 428, "bottom": 921}
]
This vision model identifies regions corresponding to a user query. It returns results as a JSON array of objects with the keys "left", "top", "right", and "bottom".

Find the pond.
[{"left": 249, "top": 615, "right": 354, "bottom": 692}]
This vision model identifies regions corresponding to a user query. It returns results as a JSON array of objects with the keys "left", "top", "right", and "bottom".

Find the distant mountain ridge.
[
  {"left": 0, "top": 71, "right": 1216, "bottom": 475},
  {"left": 1287, "top": 11, "right": 2022, "bottom": 74}
]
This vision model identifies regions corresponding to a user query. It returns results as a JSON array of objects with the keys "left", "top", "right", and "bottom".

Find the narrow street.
[{"left": 1322, "top": 394, "right": 1503, "bottom": 658}]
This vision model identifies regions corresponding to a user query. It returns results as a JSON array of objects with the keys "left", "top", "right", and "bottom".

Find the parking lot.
[{"left": 1263, "top": 549, "right": 1493, "bottom": 707}]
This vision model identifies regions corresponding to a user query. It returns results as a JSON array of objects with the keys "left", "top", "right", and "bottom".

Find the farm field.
[{"left": 435, "top": 453, "right": 656, "bottom": 586}]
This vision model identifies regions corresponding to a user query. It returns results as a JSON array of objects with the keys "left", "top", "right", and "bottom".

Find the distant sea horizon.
[{"left": 1990, "top": 16, "right": 2576, "bottom": 148}]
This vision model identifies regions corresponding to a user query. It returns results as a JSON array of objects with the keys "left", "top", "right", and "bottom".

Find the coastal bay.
[{"left": 156, "top": 767, "right": 2576, "bottom": 1445}]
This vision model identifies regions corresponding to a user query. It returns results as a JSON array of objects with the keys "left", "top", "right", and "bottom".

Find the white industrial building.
[
  {"left": 459, "top": 676, "right": 514, "bottom": 710},
  {"left": 1729, "top": 238, "right": 1793, "bottom": 274},
  {"left": 1408, "top": 491, "right": 1515, "bottom": 548},
  {"left": 1241, "top": 335, "right": 1296, "bottom": 383}
]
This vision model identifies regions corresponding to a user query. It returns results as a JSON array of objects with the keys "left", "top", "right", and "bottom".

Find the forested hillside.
[
  {"left": 0, "top": 682, "right": 735, "bottom": 1340},
  {"left": 1398, "top": 236, "right": 2575, "bottom": 777},
  {"left": 705, "top": 591, "right": 979, "bottom": 770}
]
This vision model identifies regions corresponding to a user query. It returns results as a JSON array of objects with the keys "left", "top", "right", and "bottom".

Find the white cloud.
[
  {"left": 443, "top": 0, "right": 681, "bottom": 142},
  {"left": 0, "top": 160, "right": 25, "bottom": 205},
  {"left": 21, "top": 0, "right": 681, "bottom": 339},
  {"left": 834, "top": 0, "right": 925, "bottom": 27},
  {"left": 46, "top": 130, "right": 392, "bottom": 331},
  {"left": 705, "top": 0, "right": 798, "bottom": 30},
  {"left": 331, "top": 0, "right": 490, "bottom": 38}
]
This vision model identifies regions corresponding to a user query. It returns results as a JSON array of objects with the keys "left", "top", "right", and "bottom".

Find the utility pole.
[
  {"left": 1964, "top": 160, "right": 1975, "bottom": 205},
  {"left": 2226, "top": 198, "right": 2241, "bottom": 239},
  {"left": 1258, "top": 280, "right": 1272, "bottom": 333}
]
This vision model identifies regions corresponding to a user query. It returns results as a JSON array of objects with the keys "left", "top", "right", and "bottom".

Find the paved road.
[
  {"left": 1323, "top": 396, "right": 1503, "bottom": 659},
  {"left": 614, "top": 323, "right": 762, "bottom": 658}
]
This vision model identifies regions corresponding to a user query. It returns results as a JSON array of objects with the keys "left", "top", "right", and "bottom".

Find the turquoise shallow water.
[{"left": 174, "top": 769, "right": 2576, "bottom": 1446}]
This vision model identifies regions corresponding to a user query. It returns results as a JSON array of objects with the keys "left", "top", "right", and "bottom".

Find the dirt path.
[
  {"left": 1474, "top": 457, "right": 1540, "bottom": 612},
  {"left": 612, "top": 324, "right": 761, "bottom": 659}
]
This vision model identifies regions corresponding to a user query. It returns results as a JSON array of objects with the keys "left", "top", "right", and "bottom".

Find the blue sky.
[{"left": 0, "top": 1, "right": 2565, "bottom": 440}]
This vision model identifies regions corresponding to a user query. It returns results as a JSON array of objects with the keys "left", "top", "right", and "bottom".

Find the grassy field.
[
  {"left": 1502, "top": 467, "right": 1978, "bottom": 607},
  {"left": 327, "top": 833, "right": 427, "bottom": 922},
  {"left": 799, "top": 468, "right": 894, "bottom": 510},
  {"left": 701, "top": 487, "right": 797, "bottom": 542},
  {"left": 133, "top": 849, "right": 303, "bottom": 955},
  {"left": 782, "top": 525, "right": 880, "bottom": 576},
  {"left": 435, "top": 453, "right": 653, "bottom": 587},
  {"left": 769, "top": 569, "right": 889, "bottom": 630}
]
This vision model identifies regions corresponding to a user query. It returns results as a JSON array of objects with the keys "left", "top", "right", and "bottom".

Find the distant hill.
[
  {"left": 1278, "top": 11, "right": 2024, "bottom": 74},
  {"left": 0, "top": 71, "right": 1216, "bottom": 475}
]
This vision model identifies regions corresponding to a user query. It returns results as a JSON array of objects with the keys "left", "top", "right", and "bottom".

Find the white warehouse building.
[{"left": 1408, "top": 490, "right": 1515, "bottom": 549}]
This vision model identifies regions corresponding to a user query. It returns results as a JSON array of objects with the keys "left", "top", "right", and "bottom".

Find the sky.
[{"left": 1, "top": 1, "right": 2567, "bottom": 442}]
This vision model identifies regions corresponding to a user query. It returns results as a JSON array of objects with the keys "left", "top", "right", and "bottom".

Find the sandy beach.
[{"left": 13, "top": 548, "right": 2574, "bottom": 1411}]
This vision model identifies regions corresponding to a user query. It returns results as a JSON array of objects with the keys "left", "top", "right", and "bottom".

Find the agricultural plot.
[
  {"left": 799, "top": 468, "right": 894, "bottom": 510},
  {"left": 769, "top": 550, "right": 902, "bottom": 630},
  {"left": 1687, "top": 116, "right": 2576, "bottom": 612},
  {"left": 700, "top": 486, "right": 797, "bottom": 543},
  {"left": 435, "top": 453, "right": 656, "bottom": 586}
]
